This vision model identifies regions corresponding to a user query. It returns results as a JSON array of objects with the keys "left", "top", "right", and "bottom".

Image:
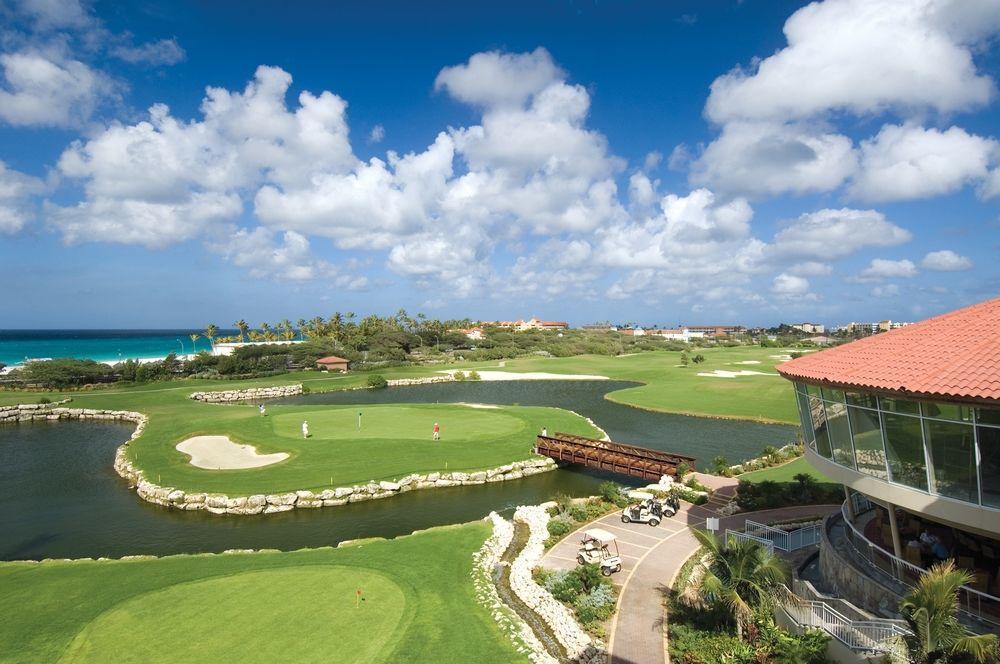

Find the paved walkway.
[{"left": 539, "top": 476, "right": 838, "bottom": 664}]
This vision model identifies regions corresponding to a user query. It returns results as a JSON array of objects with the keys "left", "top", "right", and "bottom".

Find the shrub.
[
  {"left": 553, "top": 493, "right": 573, "bottom": 515},
  {"left": 38, "top": 397, "right": 51, "bottom": 404},
  {"left": 453, "top": 370, "right": 466, "bottom": 381},
  {"left": 547, "top": 570, "right": 585, "bottom": 603},
  {"left": 692, "top": 354, "right": 706, "bottom": 364},
  {"left": 300, "top": 385, "right": 311, "bottom": 394},
  {"left": 467, "top": 370, "right": 480, "bottom": 380},
  {"left": 711, "top": 455, "right": 729, "bottom": 475},
  {"left": 546, "top": 515, "right": 574, "bottom": 539},
  {"left": 366, "top": 374, "right": 388, "bottom": 389},
  {"left": 676, "top": 461, "right": 691, "bottom": 479},
  {"left": 569, "top": 505, "right": 589, "bottom": 522},
  {"left": 598, "top": 481, "right": 622, "bottom": 503},
  {"left": 574, "top": 584, "right": 617, "bottom": 623}
]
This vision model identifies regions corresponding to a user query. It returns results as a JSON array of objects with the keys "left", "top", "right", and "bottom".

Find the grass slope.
[
  {"left": 0, "top": 522, "right": 525, "bottom": 664},
  {"left": 738, "top": 456, "right": 831, "bottom": 483}
]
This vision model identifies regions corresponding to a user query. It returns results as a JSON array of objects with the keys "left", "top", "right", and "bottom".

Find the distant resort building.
[
  {"left": 482, "top": 317, "right": 569, "bottom": 332},
  {"left": 778, "top": 297, "right": 1000, "bottom": 626},
  {"left": 792, "top": 322, "right": 826, "bottom": 334}
]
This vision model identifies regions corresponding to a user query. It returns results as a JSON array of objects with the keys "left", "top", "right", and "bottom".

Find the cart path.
[{"left": 539, "top": 476, "right": 838, "bottom": 664}]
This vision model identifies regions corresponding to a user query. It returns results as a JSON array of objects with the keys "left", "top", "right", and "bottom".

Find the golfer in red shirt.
[{"left": 433, "top": 422, "right": 440, "bottom": 440}]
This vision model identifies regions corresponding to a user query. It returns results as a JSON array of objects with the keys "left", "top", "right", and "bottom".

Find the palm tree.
[
  {"left": 188, "top": 333, "right": 199, "bottom": 354},
  {"left": 296, "top": 319, "right": 306, "bottom": 340},
  {"left": 691, "top": 528, "right": 788, "bottom": 641},
  {"left": 900, "top": 561, "right": 998, "bottom": 663},
  {"left": 235, "top": 320, "right": 249, "bottom": 343},
  {"left": 279, "top": 319, "right": 295, "bottom": 341},
  {"left": 204, "top": 324, "right": 218, "bottom": 351}
]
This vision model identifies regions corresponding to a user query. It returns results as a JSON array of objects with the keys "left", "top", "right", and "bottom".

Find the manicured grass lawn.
[
  {"left": 0, "top": 522, "right": 525, "bottom": 664},
  {"left": 738, "top": 456, "right": 831, "bottom": 483},
  {"left": 143, "top": 402, "right": 597, "bottom": 495},
  {"left": 490, "top": 346, "right": 800, "bottom": 424}
]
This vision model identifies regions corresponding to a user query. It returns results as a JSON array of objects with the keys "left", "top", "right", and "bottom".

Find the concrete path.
[{"left": 539, "top": 479, "right": 838, "bottom": 664}]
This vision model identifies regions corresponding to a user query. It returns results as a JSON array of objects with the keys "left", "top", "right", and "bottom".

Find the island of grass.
[
  {"left": 0, "top": 522, "right": 529, "bottom": 664},
  {"left": 129, "top": 402, "right": 600, "bottom": 497}
]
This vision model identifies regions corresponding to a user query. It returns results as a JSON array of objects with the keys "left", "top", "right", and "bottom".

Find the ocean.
[{"left": 0, "top": 330, "right": 236, "bottom": 367}]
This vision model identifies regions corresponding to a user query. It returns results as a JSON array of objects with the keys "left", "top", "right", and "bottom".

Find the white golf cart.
[
  {"left": 576, "top": 528, "right": 623, "bottom": 576},
  {"left": 621, "top": 490, "right": 679, "bottom": 526}
]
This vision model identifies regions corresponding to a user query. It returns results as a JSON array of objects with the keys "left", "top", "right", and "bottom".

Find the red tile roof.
[
  {"left": 777, "top": 297, "right": 1000, "bottom": 402},
  {"left": 316, "top": 356, "right": 349, "bottom": 363}
]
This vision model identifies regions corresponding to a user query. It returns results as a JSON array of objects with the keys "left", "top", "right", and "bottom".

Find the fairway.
[
  {"left": 0, "top": 523, "right": 527, "bottom": 664},
  {"left": 61, "top": 568, "right": 406, "bottom": 663}
]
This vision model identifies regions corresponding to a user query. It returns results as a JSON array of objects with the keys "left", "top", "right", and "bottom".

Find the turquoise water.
[{"left": 0, "top": 330, "right": 233, "bottom": 366}]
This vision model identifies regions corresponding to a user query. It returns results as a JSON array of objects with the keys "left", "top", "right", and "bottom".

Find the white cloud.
[
  {"left": 434, "top": 47, "right": 562, "bottom": 108},
  {"left": 705, "top": 0, "right": 999, "bottom": 124},
  {"left": 369, "top": 124, "right": 385, "bottom": 143},
  {"left": 0, "top": 160, "right": 46, "bottom": 233},
  {"left": 110, "top": 37, "right": 186, "bottom": 66},
  {"left": 772, "top": 273, "right": 810, "bottom": 296},
  {"left": 857, "top": 258, "right": 918, "bottom": 281},
  {"left": 644, "top": 151, "right": 663, "bottom": 170},
  {"left": 0, "top": 50, "right": 113, "bottom": 127},
  {"left": 788, "top": 261, "right": 832, "bottom": 277},
  {"left": 850, "top": 124, "right": 997, "bottom": 202},
  {"left": 921, "top": 249, "right": 973, "bottom": 271},
  {"left": 691, "top": 121, "right": 857, "bottom": 196},
  {"left": 768, "top": 208, "right": 912, "bottom": 261},
  {"left": 871, "top": 283, "right": 900, "bottom": 298},
  {"left": 15, "top": 0, "right": 93, "bottom": 30}
]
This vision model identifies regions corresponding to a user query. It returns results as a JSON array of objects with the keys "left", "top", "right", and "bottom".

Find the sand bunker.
[
  {"left": 176, "top": 436, "right": 289, "bottom": 470},
  {"left": 455, "top": 402, "right": 501, "bottom": 409},
  {"left": 698, "top": 370, "right": 778, "bottom": 379},
  {"left": 732, "top": 360, "right": 761, "bottom": 365},
  {"left": 439, "top": 370, "right": 608, "bottom": 381}
]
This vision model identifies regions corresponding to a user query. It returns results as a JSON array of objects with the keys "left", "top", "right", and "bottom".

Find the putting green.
[
  {"left": 271, "top": 405, "right": 525, "bottom": 441},
  {"left": 60, "top": 567, "right": 407, "bottom": 663}
]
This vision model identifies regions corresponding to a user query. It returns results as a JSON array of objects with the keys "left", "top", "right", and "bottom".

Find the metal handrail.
[
  {"left": 744, "top": 519, "right": 822, "bottom": 552},
  {"left": 725, "top": 529, "right": 775, "bottom": 554},
  {"left": 838, "top": 500, "right": 1000, "bottom": 626},
  {"left": 780, "top": 585, "right": 910, "bottom": 659}
]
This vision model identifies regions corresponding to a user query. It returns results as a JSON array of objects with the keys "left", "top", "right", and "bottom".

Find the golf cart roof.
[{"left": 582, "top": 528, "right": 617, "bottom": 544}]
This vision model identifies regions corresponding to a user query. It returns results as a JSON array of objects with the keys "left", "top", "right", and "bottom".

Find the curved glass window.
[
  {"left": 922, "top": 402, "right": 972, "bottom": 422},
  {"left": 923, "top": 419, "right": 977, "bottom": 503},
  {"left": 882, "top": 412, "right": 928, "bottom": 491},
  {"left": 849, "top": 405, "right": 888, "bottom": 479},
  {"left": 846, "top": 391, "right": 878, "bottom": 409},
  {"left": 976, "top": 407, "right": 1000, "bottom": 426},
  {"left": 881, "top": 397, "right": 920, "bottom": 415},
  {"left": 795, "top": 388, "right": 815, "bottom": 449},
  {"left": 978, "top": 426, "right": 1000, "bottom": 509},
  {"left": 825, "top": 400, "right": 855, "bottom": 468},
  {"left": 808, "top": 396, "right": 832, "bottom": 459}
]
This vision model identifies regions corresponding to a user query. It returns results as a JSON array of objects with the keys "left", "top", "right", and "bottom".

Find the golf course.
[{"left": 0, "top": 522, "right": 524, "bottom": 663}]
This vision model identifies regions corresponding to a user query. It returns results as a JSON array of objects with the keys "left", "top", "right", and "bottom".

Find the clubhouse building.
[{"left": 777, "top": 297, "right": 999, "bottom": 627}]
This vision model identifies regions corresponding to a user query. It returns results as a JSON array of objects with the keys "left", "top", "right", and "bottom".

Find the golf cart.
[
  {"left": 576, "top": 528, "right": 622, "bottom": 576},
  {"left": 621, "top": 491, "right": 679, "bottom": 526}
]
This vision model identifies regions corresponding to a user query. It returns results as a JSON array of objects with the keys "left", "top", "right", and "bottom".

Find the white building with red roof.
[{"left": 777, "top": 297, "right": 1000, "bottom": 627}]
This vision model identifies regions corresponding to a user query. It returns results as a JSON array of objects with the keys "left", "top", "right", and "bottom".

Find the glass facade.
[{"left": 791, "top": 382, "right": 1000, "bottom": 510}]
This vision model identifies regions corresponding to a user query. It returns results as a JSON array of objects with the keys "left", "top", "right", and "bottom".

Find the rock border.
[
  {"left": 190, "top": 384, "right": 303, "bottom": 402},
  {"left": 1, "top": 401, "right": 558, "bottom": 516},
  {"left": 510, "top": 505, "right": 607, "bottom": 664}
]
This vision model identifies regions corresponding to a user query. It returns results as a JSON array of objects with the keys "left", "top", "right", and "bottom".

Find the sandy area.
[
  {"left": 697, "top": 369, "right": 778, "bottom": 379},
  {"left": 176, "top": 436, "right": 289, "bottom": 470},
  {"left": 732, "top": 360, "right": 761, "bottom": 365},
  {"left": 438, "top": 370, "right": 609, "bottom": 381},
  {"left": 455, "top": 402, "right": 501, "bottom": 409}
]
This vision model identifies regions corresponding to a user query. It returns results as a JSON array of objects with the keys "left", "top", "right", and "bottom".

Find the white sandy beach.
[{"left": 176, "top": 436, "right": 289, "bottom": 470}]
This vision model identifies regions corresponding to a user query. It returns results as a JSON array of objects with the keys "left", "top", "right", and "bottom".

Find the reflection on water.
[{"left": 1, "top": 380, "right": 795, "bottom": 560}]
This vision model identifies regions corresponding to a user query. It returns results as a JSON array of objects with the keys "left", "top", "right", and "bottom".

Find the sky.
[{"left": 1, "top": 0, "right": 998, "bottom": 329}]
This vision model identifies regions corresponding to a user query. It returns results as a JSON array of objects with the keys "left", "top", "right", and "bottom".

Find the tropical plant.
[
  {"left": 692, "top": 354, "right": 706, "bottom": 364},
  {"left": 204, "top": 324, "right": 218, "bottom": 350},
  {"left": 690, "top": 529, "right": 788, "bottom": 641},
  {"left": 899, "top": 560, "right": 998, "bottom": 663},
  {"left": 235, "top": 320, "right": 249, "bottom": 343},
  {"left": 188, "top": 333, "right": 199, "bottom": 353},
  {"left": 366, "top": 374, "right": 388, "bottom": 389},
  {"left": 712, "top": 455, "right": 730, "bottom": 474}
]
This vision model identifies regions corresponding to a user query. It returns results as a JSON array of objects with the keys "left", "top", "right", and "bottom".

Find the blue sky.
[{"left": 1, "top": 0, "right": 998, "bottom": 328}]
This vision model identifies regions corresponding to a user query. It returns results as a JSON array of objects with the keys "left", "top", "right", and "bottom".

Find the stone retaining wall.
[
  {"left": 189, "top": 384, "right": 303, "bottom": 402},
  {"left": 386, "top": 376, "right": 455, "bottom": 387},
  {"left": 510, "top": 505, "right": 607, "bottom": 664},
  {"left": 819, "top": 512, "right": 902, "bottom": 618},
  {"left": 2, "top": 401, "right": 558, "bottom": 516}
]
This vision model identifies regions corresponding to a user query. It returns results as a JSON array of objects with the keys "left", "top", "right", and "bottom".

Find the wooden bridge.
[{"left": 534, "top": 432, "right": 696, "bottom": 482}]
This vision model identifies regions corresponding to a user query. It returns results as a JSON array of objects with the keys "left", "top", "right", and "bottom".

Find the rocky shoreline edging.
[
  {"left": 1, "top": 400, "right": 559, "bottom": 516},
  {"left": 189, "top": 384, "right": 304, "bottom": 402},
  {"left": 473, "top": 505, "right": 606, "bottom": 664}
]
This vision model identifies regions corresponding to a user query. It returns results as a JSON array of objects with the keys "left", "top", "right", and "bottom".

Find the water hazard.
[{"left": 1, "top": 380, "right": 795, "bottom": 560}]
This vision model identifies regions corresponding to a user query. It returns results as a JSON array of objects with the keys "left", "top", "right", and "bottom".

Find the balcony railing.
[
  {"left": 779, "top": 585, "right": 910, "bottom": 661},
  {"left": 838, "top": 498, "right": 1000, "bottom": 627},
  {"left": 745, "top": 519, "right": 822, "bottom": 552}
]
